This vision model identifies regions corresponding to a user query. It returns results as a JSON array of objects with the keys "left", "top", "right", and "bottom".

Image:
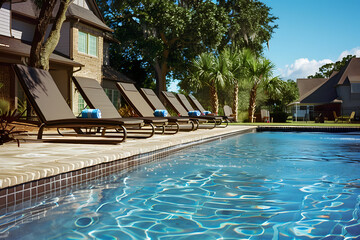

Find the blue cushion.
[
  {"left": 81, "top": 109, "right": 102, "bottom": 118},
  {"left": 154, "top": 109, "right": 168, "bottom": 117},
  {"left": 188, "top": 110, "right": 201, "bottom": 117},
  {"left": 202, "top": 111, "right": 212, "bottom": 115}
]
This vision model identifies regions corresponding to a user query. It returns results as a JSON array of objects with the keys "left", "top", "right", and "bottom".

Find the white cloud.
[
  {"left": 279, "top": 47, "right": 360, "bottom": 80},
  {"left": 279, "top": 58, "right": 333, "bottom": 80},
  {"left": 337, "top": 47, "right": 360, "bottom": 60}
]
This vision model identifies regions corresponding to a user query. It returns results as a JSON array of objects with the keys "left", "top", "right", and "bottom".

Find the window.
[
  {"left": 104, "top": 88, "right": 120, "bottom": 109},
  {"left": 78, "top": 93, "right": 86, "bottom": 113},
  {"left": 351, "top": 83, "right": 360, "bottom": 93},
  {"left": 78, "top": 31, "right": 97, "bottom": 56}
]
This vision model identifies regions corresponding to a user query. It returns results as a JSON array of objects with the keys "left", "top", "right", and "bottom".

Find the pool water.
[{"left": 2, "top": 132, "right": 360, "bottom": 239}]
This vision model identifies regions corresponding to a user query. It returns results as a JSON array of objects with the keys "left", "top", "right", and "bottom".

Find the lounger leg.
[
  {"left": 148, "top": 123, "right": 155, "bottom": 138},
  {"left": 171, "top": 122, "right": 180, "bottom": 134},
  {"left": 107, "top": 126, "right": 127, "bottom": 142},
  {"left": 217, "top": 119, "right": 228, "bottom": 128},
  {"left": 38, "top": 123, "right": 45, "bottom": 139},
  {"left": 193, "top": 120, "right": 199, "bottom": 130},
  {"left": 119, "top": 125, "right": 127, "bottom": 142},
  {"left": 57, "top": 128, "right": 63, "bottom": 136},
  {"left": 156, "top": 124, "right": 165, "bottom": 134}
]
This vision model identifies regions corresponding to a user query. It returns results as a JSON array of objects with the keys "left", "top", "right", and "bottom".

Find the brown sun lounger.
[
  {"left": 72, "top": 76, "right": 167, "bottom": 135},
  {"left": 162, "top": 91, "right": 222, "bottom": 128},
  {"left": 223, "top": 105, "right": 236, "bottom": 122},
  {"left": 139, "top": 87, "right": 200, "bottom": 130},
  {"left": 12, "top": 64, "right": 145, "bottom": 144},
  {"left": 116, "top": 82, "right": 195, "bottom": 133},
  {"left": 187, "top": 94, "right": 234, "bottom": 123},
  {"left": 176, "top": 93, "right": 227, "bottom": 127}
]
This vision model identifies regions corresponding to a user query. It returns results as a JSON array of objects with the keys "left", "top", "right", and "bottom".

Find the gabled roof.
[
  {"left": 11, "top": 0, "right": 39, "bottom": 19},
  {"left": 102, "top": 66, "right": 135, "bottom": 83},
  {"left": 299, "top": 72, "right": 340, "bottom": 104},
  {"left": 66, "top": 3, "right": 112, "bottom": 32},
  {"left": 297, "top": 57, "right": 360, "bottom": 105},
  {"left": 11, "top": 0, "right": 112, "bottom": 32},
  {"left": 0, "top": 35, "right": 83, "bottom": 67},
  {"left": 337, "top": 58, "right": 360, "bottom": 85},
  {"left": 297, "top": 58, "right": 360, "bottom": 104},
  {"left": 297, "top": 78, "right": 328, "bottom": 97}
]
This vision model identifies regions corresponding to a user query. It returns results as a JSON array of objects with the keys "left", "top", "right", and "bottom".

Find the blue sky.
[
  {"left": 169, "top": 0, "right": 360, "bottom": 91},
  {"left": 262, "top": 0, "right": 360, "bottom": 80}
]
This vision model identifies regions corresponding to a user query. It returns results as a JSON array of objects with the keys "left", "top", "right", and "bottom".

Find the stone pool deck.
[{"left": 0, "top": 125, "right": 256, "bottom": 189}]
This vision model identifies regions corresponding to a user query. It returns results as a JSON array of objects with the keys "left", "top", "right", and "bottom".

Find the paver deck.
[{"left": 0, "top": 126, "right": 256, "bottom": 189}]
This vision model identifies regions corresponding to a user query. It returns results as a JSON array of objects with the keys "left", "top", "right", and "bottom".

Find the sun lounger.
[
  {"left": 12, "top": 64, "right": 145, "bottom": 144},
  {"left": 223, "top": 105, "right": 236, "bottom": 122},
  {"left": 116, "top": 82, "right": 195, "bottom": 133},
  {"left": 187, "top": 94, "right": 234, "bottom": 123},
  {"left": 176, "top": 93, "right": 227, "bottom": 127},
  {"left": 161, "top": 91, "right": 222, "bottom": 128},
  {"left": 72, "top": 76, "right": 168, "bottom": 135},
  {"left": 140, "top": 87, "right": 201, "bottom": 130},
  {"left": 333, "top": 111, "right": 355, "bottom": 123}
]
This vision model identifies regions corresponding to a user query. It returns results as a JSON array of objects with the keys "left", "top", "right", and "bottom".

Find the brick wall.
[{"left": 71, "top": 23, "right": 104, "bottom": 114}]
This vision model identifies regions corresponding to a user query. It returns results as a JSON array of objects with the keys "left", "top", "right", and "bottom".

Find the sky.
[
  {"left": 262, "top": 0, "right": 360, "bottom": 80},
  {"left": 169, "top": 0, "right": 360, "bottom": 91}
]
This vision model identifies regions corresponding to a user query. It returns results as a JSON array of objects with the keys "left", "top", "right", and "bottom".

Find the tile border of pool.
[{"left": 0, "top": 127, "right": 255, "bottom": 214}]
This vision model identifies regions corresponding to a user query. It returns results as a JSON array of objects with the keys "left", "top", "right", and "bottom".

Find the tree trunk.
[
  {"left": 154, "top": 61, "right": 168, "bottom": 102},
  {"left": 154, "top": 61, "right": 168, "bottom": 93},
  {"left": 40, "top": 0, "right": 72, "bottom": 71},
  {"left": 209, "top": 80, "right": 219, "bottom": 114},
  {"left": 232, "top": 82, "right": 239, "bottom": 121},
  {"left": 248, "top": 83, "right": 257, "bottom": 123},
  {"left": 29, "top": 0, "right": 57, "bottom": 68}
]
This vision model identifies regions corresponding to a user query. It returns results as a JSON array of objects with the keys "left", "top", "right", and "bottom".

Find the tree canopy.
[{"left": 96, "top": 0, "right": 277, "bottom": 93}]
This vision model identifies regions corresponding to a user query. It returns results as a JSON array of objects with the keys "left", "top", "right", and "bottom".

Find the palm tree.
[
  {"left": 190, "top": 52, "right": 228, "bottom": 113},
  {"left": 221, "top": 48, "right": 253, "bottom": 121},
  {"left": 245, "top": 54, "right": 274, "bottom": 122}
]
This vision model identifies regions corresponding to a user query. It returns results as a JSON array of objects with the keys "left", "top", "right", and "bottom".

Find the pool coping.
[{"left": 0, "top": 126, "right": 255, "bottom": 213}]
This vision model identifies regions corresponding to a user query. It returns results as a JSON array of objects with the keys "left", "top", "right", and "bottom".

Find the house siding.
[
  {"left": 52, "top": 21, "right": 70, "bottom": 57},
  {"left": 337, "top": 85, "right": 360, "bottom": 114},
  {"left": 12, "top": 18, "right": 35, "bottom": 42},
  {"left": 0, "top": 3, "right": 11, "bottom": 37}
]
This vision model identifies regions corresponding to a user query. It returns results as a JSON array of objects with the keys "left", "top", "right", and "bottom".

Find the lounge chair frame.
[
  {"left": 176, "top": 93, "right": 228, "bottom": 127},
  {"left": 72, "top": 76, "right": 161, "bottom": 137},
  {"left": 116, "top": 82, "right": 196, "bottom": 133},
  {"left": 13, "top": 64, "right": 147, "bottom": 144}
]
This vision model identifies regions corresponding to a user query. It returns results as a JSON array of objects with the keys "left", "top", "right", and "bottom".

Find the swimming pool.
[{"left": 1, "top": 132, "right": 360, "bottom": 239}]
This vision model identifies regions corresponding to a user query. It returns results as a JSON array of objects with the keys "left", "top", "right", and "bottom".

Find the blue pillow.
[
  {"left": 81, "top": 109, "right": 102, "bottom": 118},
  {"left": 202, "top": 111, "right": 212, "bottom": 115},
  {"left": 154, "top": 109, "right": 168, "bottom": 117},
  {"left": 188, "top": 110, "right": 201, "bottom": 117}
]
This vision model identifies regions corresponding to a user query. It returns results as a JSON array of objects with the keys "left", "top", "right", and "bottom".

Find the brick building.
[{"left": 0, "top": 0, "right": 127, "bottom": 115}]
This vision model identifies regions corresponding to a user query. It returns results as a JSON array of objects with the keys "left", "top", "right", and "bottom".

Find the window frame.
[{"left": 78, "top": 30, "right": 98, "bottom": 57}]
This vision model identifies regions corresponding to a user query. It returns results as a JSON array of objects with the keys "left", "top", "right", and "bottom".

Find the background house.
[
  {"left": 0, "top": 0, "right": 128, "bottom": 116},
  {"left": 290, "top": 58, "right": 360, "bottom": 120}
]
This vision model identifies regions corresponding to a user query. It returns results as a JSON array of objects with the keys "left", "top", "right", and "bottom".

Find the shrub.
[{"left": 271, "top": 111, "right": 288, "bottom": 123}]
